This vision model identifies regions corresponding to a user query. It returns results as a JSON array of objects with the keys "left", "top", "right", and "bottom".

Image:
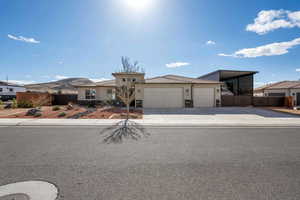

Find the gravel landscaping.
[{"left": 0, "top": 105, "right": 143, "bottom": 119}]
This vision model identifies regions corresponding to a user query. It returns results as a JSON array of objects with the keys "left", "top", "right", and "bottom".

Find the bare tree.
[
  {"left": 100, "top": 57, "right": 149, "bottom": 143},
  {"left": 115, "top": 79, "right": 135, "bottom": 120}
]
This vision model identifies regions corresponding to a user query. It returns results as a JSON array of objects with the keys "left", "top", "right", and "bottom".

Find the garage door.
[
  {"left": 193, "top": 88, "right": 215, "bottom": 107},
  {"left": 144, "top": 88, "right": 183, "bottom": 108}
]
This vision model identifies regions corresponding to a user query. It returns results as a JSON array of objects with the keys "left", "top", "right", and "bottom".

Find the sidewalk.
[{"left": 1, "top": 117, "right": 300, "bottom": 127}]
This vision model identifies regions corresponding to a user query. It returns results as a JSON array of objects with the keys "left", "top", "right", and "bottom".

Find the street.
[{"left": 1, "top": 126, "right": 300, "bottom": 200}]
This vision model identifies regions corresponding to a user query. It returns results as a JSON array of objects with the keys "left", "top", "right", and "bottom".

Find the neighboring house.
[
  {"left": 254, "top": 81, "right": 300, "bottom": 106},
  {"left": 198, "top": 70, "right": 258, "bottom": 96},
  {"left": 0, "top": 81, "right": 26, "bottom": 101},
  {"left": 76, "top": 73, "right": 222, "bottom": 108}
]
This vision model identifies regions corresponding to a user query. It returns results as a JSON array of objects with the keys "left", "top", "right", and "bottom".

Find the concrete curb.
[{"left": 1, "top": 118, "right": 300, "bottom": 127}]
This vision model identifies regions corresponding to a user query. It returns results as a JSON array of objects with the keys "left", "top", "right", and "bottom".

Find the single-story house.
[
  {"left": 254, "top": 81, "right": 300, "bottom": 106},
  {"left": 198, "top": 70, "right": 258, "bottom": 96},
  {"left": 0, "top": 81, "right": 26, "bottom": 101},
  {"left": 76, "top": 73, "right": 222, "bottom": 108}
]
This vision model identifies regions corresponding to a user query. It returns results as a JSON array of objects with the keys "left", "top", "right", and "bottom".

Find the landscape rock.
[
  {"left": 67, "top": 103, "right": 73, "bottom": 110},
  {"left": 4, "top": 103, "right": 12, "bottom": 109},
  {"left": 26, "top": 108, "right": 42, "bottom": 116}
]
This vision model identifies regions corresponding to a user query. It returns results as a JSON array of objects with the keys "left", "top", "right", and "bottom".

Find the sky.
[{"left": 1, "top": 0, "right": 300, "bottom": 87}]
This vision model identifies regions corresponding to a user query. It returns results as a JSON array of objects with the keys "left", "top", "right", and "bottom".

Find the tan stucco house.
[
  {"left": 254, "top": 81, "right": 300, "bottom": 106},
  {"left": 76, "top": 72, "right": 222, "bottom": 108}
]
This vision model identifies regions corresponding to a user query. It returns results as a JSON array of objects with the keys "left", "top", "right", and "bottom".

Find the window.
[
  {"left": 122, "top": 78, "right": 126, "bottom": 82},
  {"left": 268, "top": 93, "right": 285, "bottom": 97},
  {"left": 9, "top": 88, "right": 13, "bottom": 92},
  {"left": 0, "top": 88, "right": 2, "bottom": 92},
  {"left": 107, "top": 89, "right": 112, "bottom": 94},
  {"left": 107, "top": 89, "right": 112, "bottom": 98},
  {"left": 132, "top": 78, "right": 136, "bottom": 82},
  {"left": 85, "top": 89, "right": 96, "bottom": 100}
]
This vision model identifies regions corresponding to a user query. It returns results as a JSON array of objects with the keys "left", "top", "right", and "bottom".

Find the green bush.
[
  {"left": 17, "top": 100, "right": 34, "bottom": 108},
  {"left": 58, "top": 112, "right": 66, "bottom": 117},
  {"left": 87, "top": 103, "right": 96, "bottom": 108},
  {"left": 52, "top": 106, "right": 61, "bottom": 111},
  {"left": 12, "top": 99, "right": 18, "bottom": 109},
  {"left": 0, "top": 100, "right": 3, "bottom": 105},
  {"left": 34, "top": 112, "right": 42, "bottom": 117}
]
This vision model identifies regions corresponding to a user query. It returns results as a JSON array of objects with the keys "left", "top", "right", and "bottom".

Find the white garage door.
[
  {"left": 193, "top": 88, "right": 215, "bottom": 107},
  {"left": 144, "top": 88, "right": 183, "bottom": 108}
]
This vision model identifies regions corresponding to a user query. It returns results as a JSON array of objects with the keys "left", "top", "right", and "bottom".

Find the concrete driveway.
[{"left": 143, "top": 107, "right": 299, "bottom": 121}]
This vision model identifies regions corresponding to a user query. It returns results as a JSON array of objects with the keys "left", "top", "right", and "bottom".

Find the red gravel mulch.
[{"left": 0, "top": 106, "right": 143, "bottom": 119}]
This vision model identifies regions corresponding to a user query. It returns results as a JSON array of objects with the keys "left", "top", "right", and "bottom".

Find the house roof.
[
  {"left": 76, "top": 74, "right": 221, "bottom": 87},
  {"left": 255, "top": 81, "right": 300, "bottom": 91},
  {"left": 144, "top": 75, "right": 221, "bottom": 84},
  {"left": 75, "top": 79, "right": 116, "bottom": 87},
  {"left": 95, "top": 80, "right": 116, "bottom": 87},
  {"left": 199, "top": 70, "right": 258, "bottom": 80},
  {"left": 0, "top": 81, "right": 24, "bottom": 87}
]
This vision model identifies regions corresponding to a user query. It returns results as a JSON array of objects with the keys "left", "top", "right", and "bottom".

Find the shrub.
[
  {"left": 34, "top": 112, "right": 42, "bottom": 117},
  {"left": 0, "top": 100, "right": 3, "bottom": 105},
  {"left": 52, "top": 106, "right": 61, "bottom": 111},
  {"left": 17, "top": 100, "right": 34, "bottom": 108},
  {"left": 87, "top": 102, "right": 96, "bottom": 108},
  {"left": 58, "top": 112, "right": 66, "bottom": 117},
  {"left": 12, "top": 99, "right": 18, "bottom": 109},
  {"left": 26, "top": 108, "right": 42, "bottom": 116}
]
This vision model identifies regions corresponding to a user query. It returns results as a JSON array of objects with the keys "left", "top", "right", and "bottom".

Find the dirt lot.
[
  {"left": 263, "top": 107, "right": 300, "bottom": 116},
  {"left": 0, "top": 105, "right": 143, "bottom": 119}
]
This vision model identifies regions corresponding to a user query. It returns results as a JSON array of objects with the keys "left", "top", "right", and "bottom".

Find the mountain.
[{"left": 25, "top": 78, "right": 94, "bottom": 94}]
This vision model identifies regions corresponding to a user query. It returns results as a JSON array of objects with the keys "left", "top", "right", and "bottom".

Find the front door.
[{"left": 297, "top": 93, "right": 300, "bottom": 106}]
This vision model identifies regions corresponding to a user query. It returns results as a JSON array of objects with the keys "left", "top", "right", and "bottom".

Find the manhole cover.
[
  {"left": 0, "top": 193, "right": 29, "bottom": 200},
  {"left": 0, "top": 181, "right": 58, "bottom": 200}
]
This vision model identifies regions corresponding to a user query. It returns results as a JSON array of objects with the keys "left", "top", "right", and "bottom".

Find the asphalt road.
[{"left": 1, "top": 126, "right": 300, "bottom": 200}]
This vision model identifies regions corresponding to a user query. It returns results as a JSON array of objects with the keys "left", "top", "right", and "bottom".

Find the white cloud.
[
  {"left": 206, "top": 40, "right": 216, "bottom": 45},
  {"left": 55, "top": 75, "right": 69, "bottom": 80},
  {"left": 166, "top": 62, "right": 190, "bottom": 68},
  {"left": 296, "top": 68, "right": 300, "bottom": 72},
  {"left": 218, "top": 37, "right": 300, "bottom": 58},
  {"left": 2, "top": 80, "right": 36, "bottom": 85},
  {"left": 246, "top": 10, "right": 300, "bottom": 34},
  {"left": 8, "top": 34, "right": 40, "bottom": 43},
  {"left": 89, "top": 78, "right": 109, "bottom": 82},
  {"left": 58, "top": 61, "right": 63, "bottom": 65}
]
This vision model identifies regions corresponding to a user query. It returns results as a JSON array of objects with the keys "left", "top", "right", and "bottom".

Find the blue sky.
[{"left": 1, "top": 0, "right": 300, "bottom": 87}]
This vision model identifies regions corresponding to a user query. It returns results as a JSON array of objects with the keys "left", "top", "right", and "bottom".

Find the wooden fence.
[
  {"left": 16, "top": 92, "right": 52, "bottom": 106},
  {"left": 221, "top": 96, "right": 285, "bottom": 107}
]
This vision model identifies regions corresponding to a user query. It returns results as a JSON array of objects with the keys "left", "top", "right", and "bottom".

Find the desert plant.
[
  {"left": 87, "top": 101, "right": 96, "bottom": 108},
  {"left": 26, "top": 108, "right": 41, "bottom": 116},
  {"left": 34, "top": 112, "right": 42, "bottom": 117},
  {"left": 12, "top": 99, "right": 18, "bottom": 109},
  {"left": 58, "top": 112, "right": 66, "bottom": 117},
  {"left": 17, "top": 100, "right": 34, "bottom": 108},
  {"left": 52, "top": 106, "right": 61, "bottom": 111}
]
